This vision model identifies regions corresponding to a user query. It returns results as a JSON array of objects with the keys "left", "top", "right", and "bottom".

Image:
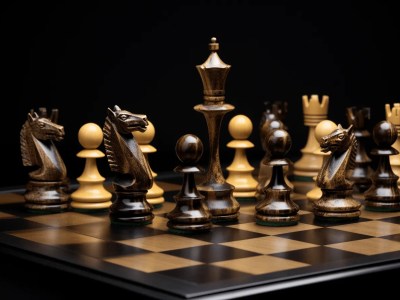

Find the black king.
[{"left": 194, "top": 37, "right": 240, "bottom": 222}]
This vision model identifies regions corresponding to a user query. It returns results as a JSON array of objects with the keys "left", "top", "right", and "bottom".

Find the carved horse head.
[
  {"left": 28, "top": 112, "right": 65, "bottom": 141},
  {"left": 107, "top": 105, "right": 148, "bottom": 135},
  {"left": 320, "top": 124, "right": 354, "bottom": 153}
]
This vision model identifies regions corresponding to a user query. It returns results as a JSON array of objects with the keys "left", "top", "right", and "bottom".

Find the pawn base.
[
  {"left": 233, "top": 191, "right": 256, "bottom": 198},
  {"left": 147, "top": 196, "right": 165, "bottom": 206},
  {"left": 167, "top": 221, "right": 212, "bottom": 233},
  {"left": 365, "top": 200, "right": 400, "bottom": 212},
  {"left": 255, "top": 214, "right": 299, "bottom": 227},
  {"left": 24, "top": 180, "right": 69, "bottom": 213},
  {"left": 71, "top": 201, "right": 112, "bottom": 211}
]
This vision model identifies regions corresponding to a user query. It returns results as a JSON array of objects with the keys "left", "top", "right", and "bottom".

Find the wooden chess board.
[{"left": 1, "top": 176, "right": 400, "bottom": 299}]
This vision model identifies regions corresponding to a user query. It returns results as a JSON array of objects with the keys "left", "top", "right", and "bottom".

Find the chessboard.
[{"left": 1, "top": 175, "right": 400, "bottom": 299}]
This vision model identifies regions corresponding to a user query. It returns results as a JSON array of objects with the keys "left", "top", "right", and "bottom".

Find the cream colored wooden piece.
[
  {"left": 71, "top": 123, "right": 112, "bottom": 210},
  {"left": 293, "top": 95, "right": 329, "bottom": 179},
  {"left": 226, "top": 115, "right": 258, "bottom": 198},
  {"left": 385, "top": 103, "right": 400, "bottom": 186},
  {"left": 306, "top": 120, "right": 337, "bottom": 201},
  {"left": 132, "top": 120, "right": 165, "bottom": 205}
]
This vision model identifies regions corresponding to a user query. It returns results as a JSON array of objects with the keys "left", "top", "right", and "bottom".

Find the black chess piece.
[
  {"left": 346, "top": 106, "right": 373, "bottom": 193},
  {"left": 255, "top": 129, "right": 299, "bottom": 226},
  {"left": 364, "top": 121, "right": 400, "bottom": 211},
  {"left": 167, "top": 134, "right": 212, "bottom": 233},
  {"left": 259, "top": 100, "right": 288, "bottom": 146}
]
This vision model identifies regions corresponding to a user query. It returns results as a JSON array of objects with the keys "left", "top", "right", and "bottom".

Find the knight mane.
[
  {"left": 347, "top": 132, "right": 358, "bottom": 171},
  {"left": 20, "top": 120, "right": 37, "bottom": 167},
  {"left": 103, "top": 116, "right": 122, "bottom": 173}
]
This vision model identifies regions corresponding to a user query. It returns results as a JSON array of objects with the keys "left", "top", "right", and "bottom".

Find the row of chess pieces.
[{"left": 19, "top": 98, "right": 400, "bottom": 232}]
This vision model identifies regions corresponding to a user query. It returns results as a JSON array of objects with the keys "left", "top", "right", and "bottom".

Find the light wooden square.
[
  {"left": 360, "top": 208, "right": 400, "bottom": 220},
  {"left": 229, "top": 222, "right": 320, "bottom": 235},
  {"left": 326, "top": 237, "right": 400, "bottom": 255},
  {"left": 332, "top": 221, "right": 400, "bottom": 237},
  {"left": 9, "top": 228, "right": 101, "bottom": 245},
  {"left": 105, "top": 252, "right": 202, "bottom": 273},
  {"left": 118, "top": 234, "right": 211, "bottom": 252},
  {"left": 0, "top": 212, "right": 16, "bottom": 219},
  {"left": 211, "top": 255, "right": 309, "bottom": 275},
  {"left": 26, "top": 212, "right": 104, "bottom": 227}
]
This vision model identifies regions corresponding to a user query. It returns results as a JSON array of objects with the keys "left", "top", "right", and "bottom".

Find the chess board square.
[
  {"left": 66, "top": 222, "right": 165, "bottom": 240},
  {"left": 326, "top": 238, "right": 400, "bottom": 255},
  {"left": 239, "top": 204, "right": 256, "bottom": 214},
  {"left": 162, "top": 244, "right": 260, "bottom": 263},
  {"left": 9, "top": 228, "right": 101, "bottom": 245},
  {"left": 0, "top": 218, "right": 49, "bottom": 232},
  {"left": 193, "top": 226, "right": 266, "bottom": 243},
  {"left": 381, "top": 234, "right": 400, "bottom": 242},
  {"left": 147, "top": 215, "right": 168, "bottom": 231},
  {"left": 26, "top": 212, "right": 105, "bottom": 227},
  {"left": 0, "top": 212, "right": 16, "bottom": 219},
  {"left": 236, "top": 212, "right": 255, "bottom": 224},
  {"left": 271, "top": 246, "right": 366, "bottom": 265},
  {"left": 62, "top": 241, "right": 149, "bottom": 258},
  {"left": 379, "top": 216, "right": 400, "bottom": 224},
  {"left": 299, "top": 213, "right": 369, "bottom": 227},
  {"left": 360, "top": 208, "right": 400, "bottom": 220},
  {"left": 0, "top": 192, "right": 24, "bottom": 204},
  {"left": 229, "top": 222, "right": 320, "bottom": 235},
  {"left": 211, "top": 255, "right": 310, "bottom": 275},
  {"left": 277, "top": 228, "right": 370, "bottom": 245},
  {"left": 221, "top": 236, "right": 319, "bottom": 254},
  {"left": 118, "top": 234, "right": 211, "bottom": 252},
  {"left": 152, "top": 202, "right": 176, "bottom": 216},
  {"left": 156, "top": 264, "right": 250, "bottom": 284},
  {"left": 292, "top": 199, "right": 314, "bottom": 211},
  {"left": 105, "top": 252, "right": 202, "bottom": 273},
  {"left": 332, "top": 221, "right": 400, "bottom": 237}
]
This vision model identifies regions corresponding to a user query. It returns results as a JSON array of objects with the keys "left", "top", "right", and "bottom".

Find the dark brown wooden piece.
[
  {"left": 259, "top": 101, "right": 288, "bottom": 142},
  {"left": 346, "top": 106, "right": 373, "bottom": 193},
  {"left": 364, "top": 121, "right": 400, "bottom": 211},
  {"left": 103, "top": 105, "right": 154, "bottom": 225},
  {"left": 255, "top": 129, "right": 299, "bottom": 226},
  {"left": 255, "top": 119, "right": 285, "bottom": 201},
  {"left": 314, "top": 124, "right": 361, "bottom": 221},
  {"left": 20, "top": 109, "right": 69, "bottom": 212},
  {"left": 167, "top": 134, "right": 212, "bottom": 233},
  {"left": 194, "top": 37, "right": 240, "bottom": 222}
]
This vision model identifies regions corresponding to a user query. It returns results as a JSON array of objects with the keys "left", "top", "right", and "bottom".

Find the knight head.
[
  {"left": 107, "top": 105, "right": 148, "bottom": 134},
  {"left": 27, "top": 111, "right": 65, "bottom": 141},
  {"left": 320, "top": 124, "right": 354, "bottom": 153}
]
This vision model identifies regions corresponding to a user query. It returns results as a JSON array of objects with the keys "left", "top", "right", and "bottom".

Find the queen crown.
[{"left": 196, "top": 37, "right": 231, "bottom": 104}]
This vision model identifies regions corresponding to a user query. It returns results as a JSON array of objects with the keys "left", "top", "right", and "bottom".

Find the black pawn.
[
  {"left": 167, "top": 134, "right": 212, "bottom": 233},
  {"left": 364, "top": 121, "right": 400, "bottom": 211},
  {"left": 346, "top": 107, "right": 373, "bottom": 193},
  {"left": 255, "top": 129, "right": 299, "bottom": 226}
]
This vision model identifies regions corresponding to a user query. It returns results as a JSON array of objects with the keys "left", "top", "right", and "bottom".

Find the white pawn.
[
  {"left": 71, "top": 123, "right": 112, "bottom": 210},
  {"left": 226, "top": 115, "right": 258, "bottom": 198},
  {"left": 132, "top": 120, "right": 165, "bottom": 206},
  {"left": 306, "top": 120, "right": 337, "bottom": 201}
]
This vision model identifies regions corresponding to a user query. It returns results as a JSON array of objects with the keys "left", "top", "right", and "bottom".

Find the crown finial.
[{"left": 196, "top": 37, "right": 231, "bottom": 105}]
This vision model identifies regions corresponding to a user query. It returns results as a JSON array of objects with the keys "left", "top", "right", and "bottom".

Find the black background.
[{"left": 1, "top": 1, "right": 400, "bottom": 187}]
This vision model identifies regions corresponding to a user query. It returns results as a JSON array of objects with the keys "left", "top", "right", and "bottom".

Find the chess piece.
[
  {"left": 226, "top": 114, "right": 258, "bottom": 199},
  {"left": 167, "top": 134, "right": 212, "bottom": 232},
  {"left": 132, "top": 120, "right": 165, "bottom": 207},
  {"left": 259, "top": 101, "right": 288, "bottom": 141},
  {"left": 20, "top": 109, "right": 69, "bottom": 212},
  {"left": 306, "top": 120, "right": 337, "bottom": 201},
  {"left": 255, "top": 119, "right": 294, "bottom": 201},
  {"left": 194, "top": 37, "right": 240, "bottom": 222},
  {"left": 293, "top": 95, "right": 329, "bottom": 191},
  {"left": 314, "top": 124, "right": 361, "bottom": 221},
  {"left": 346, "top": 106, "right": 373, "bottom": 193},
  {"left": 103, "top": 105, "right": 154, "bottom": 225},
  {"left": 71, "top": 123, "right": 112, "bottom": 210},
  {"left": 385, "top": 103, "right": 400, "bottom": 186},
  {"left": 364, "top": 121, "right": 400, "bottom": 211},
  {"left": 255, "top": 129, "right": 299, "bottom": 226}
]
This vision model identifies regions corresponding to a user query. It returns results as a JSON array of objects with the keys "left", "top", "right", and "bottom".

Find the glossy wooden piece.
[
  {"left": 194, "top": 37, "right": 240, "bottom": 222},
  {"left": 20, "top": 109, "right": 69, "bottom": 212},
  {"left": 71, "top": 123, "right": 112, "bottom": 210},
  {"left": 386, "top": 103, "right": 400, "bottom": 186},
  {"left": 364, "top": 121, "right": 400, "bottom": 211},
  {"left": 167, "top": 134, "right": 212, "bottom": 232},
  {"left": 226, "top": 115, "right": 258, "bottom": 198},
  {"left": 346, "top": 107, "right": 373, "bottom": 193},
  {"left": 314, "top": 124, "right": 361, "bottom": 221},
  {"left": 103, "top": 105, "right": 154, "bottom": 225},
  {"left": 255, "top": 129, "right": 299, "bottom": 226}
]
